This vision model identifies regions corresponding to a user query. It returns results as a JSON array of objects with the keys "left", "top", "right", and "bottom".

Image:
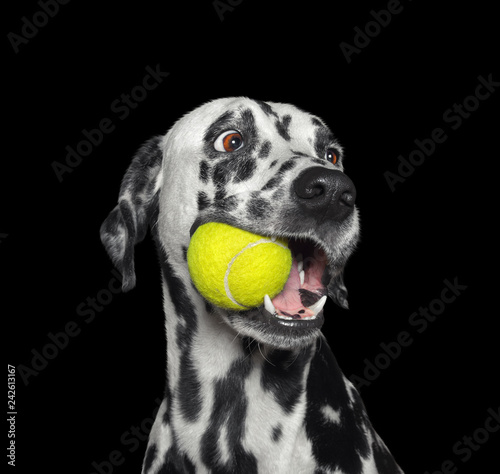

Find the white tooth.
[
  {"left": 297, "top": 253, "right": 303, "bottom": 273},
  {"left": 299, "top": 270, "right": 305, "bottom": 286},
  {"left": 271, "top": 236, "right": 277, "bottom": 242},
  {"left": 264, "top": 294, "right": 276, "bottom": 315},
  {"left": 308, "top": 295, "right": 327, "bottom": 316},
  {"left": 277, "top": 314, "right": 293, "bottom": 320}
]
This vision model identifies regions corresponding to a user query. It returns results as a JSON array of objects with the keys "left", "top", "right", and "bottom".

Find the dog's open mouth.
[{"left": 264, "top": 238, "right": 328, "bottom": 322}]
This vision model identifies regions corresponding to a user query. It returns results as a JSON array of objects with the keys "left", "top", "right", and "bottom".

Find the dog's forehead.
[{"left": 169, "top": 97, "right": 328, "bottom": 142}]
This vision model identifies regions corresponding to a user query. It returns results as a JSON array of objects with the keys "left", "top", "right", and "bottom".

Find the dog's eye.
[
  {"left": 325, "top": 148, "right": 338, "bottom": 164},
  {"left": 214, "top": 130, "right": 244, "bottom": 152}
]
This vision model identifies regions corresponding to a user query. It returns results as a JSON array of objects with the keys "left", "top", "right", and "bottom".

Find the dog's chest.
[
  {"left": 239, "top": 356, "right": 318, "bottom": 473},
  {"left": 145, "top": 335, "right": 397, "bottom": 474},
  {"left": 166, "top": 344, "right": 319, "bottom": 473}
]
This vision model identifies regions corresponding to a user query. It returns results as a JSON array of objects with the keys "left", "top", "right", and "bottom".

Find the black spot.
[
  {"left": 197, "top": 191, "right": 210, "bottom": 211},
  {"left": 270, "top": 159, "right": 278, "bottom": 168},
  {"left": 262, "top": 175, "right": 281, "bottom": 191},
  {"left": 275, "top": 114, "right": 292, "bottom": 141},
  {"left": 312, "top": 158, "right": 327, "bottom": 166},
  {"left": 279, "top": 159, "right": 297, "bottom": 174},
  {"left": 215, "top": 188, "right": 227, "bottom": 201},
  {"left": 205, "top": 300, "right": 213, "bottom": 313},
  {"left": 261, "top": 348, "right": 312, "bottom": 414},
  {"left": 203, "top": 110, "right": 235, "bottom": 144},
  {"left": 299, "top": 289, "right": 321, "bottom": 307},
  {"left": 246, "top": 196, "right": 270, "bottom": 219},
  {"left": 200, "top": 354, "right": 257, "bottom": 473},
  {"left": 199, "top": 161, "right": 210, "bottom": 183},
  {"left": 182, "top": 246, "right": 188, "bottom": 261},
  {"left": 305, "top": 337, "right": 370, "bottom": 473},
  {"left": 314, "top": 125, "right": 335, "bottom": 160},
  {"left": 259, "top": 140, "right": 272, "bottom": 159},
  {"left": 242, "top": 337, "right": 257, "bottom": 357},
  {"left": 311, "top": 117, "right": 324, "bottom": 127},
  {"left": 254, "top": 99, "right": 278, "bottom": 118},
  {"left": 240, "top": 109, "right": 259, "bottom": 153},
  {"left": 233, "top": 156, "right": 256, "bottom": 183},
  {"left": 262, "top": 160, "right": 297, "bottom": 190},
  {"left": 162, "top": 447, "right": 196, "bottom": 474},
  {"left": 213, "top": 162, "right": 231, "bottom": 188},
  {"left": 272, "top": 424, "right": 283, "bottom": 442},
  {"left": 291, "top": 149, "right": 309, "bottom": 157},
  {"left": 143, "top": 444, "right": 157, "bottom": 473},
  {"left": 215, "top": 195, "right": 239, "bottom": 212},
  {"left": 156, "top": 247, "right": 202, "bottom": 423},
  {"left": 213, "top": 162, "right": 229, "bottom": 201}
]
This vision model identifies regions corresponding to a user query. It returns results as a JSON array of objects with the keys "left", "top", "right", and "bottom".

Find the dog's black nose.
[{"left": 293, "top": 167, "right": 356, "bottom": 222}]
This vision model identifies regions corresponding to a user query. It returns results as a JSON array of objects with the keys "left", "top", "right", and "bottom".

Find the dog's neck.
[
  {"left": 156, "top": 248, "right": 319, "bottom": 471},
  {"left": 142, "top": 246, "right": 397, "bottom": 473}
]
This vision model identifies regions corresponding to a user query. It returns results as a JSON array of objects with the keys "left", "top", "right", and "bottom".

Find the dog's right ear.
[{"left": 100, "top": 136, "right": 163, "bottom": 292}]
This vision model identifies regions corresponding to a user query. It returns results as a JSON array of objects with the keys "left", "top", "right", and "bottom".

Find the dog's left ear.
[
  {"left": 327, "top": 271, "right": 349, "bottom": 309},
  {"left": 100, "top": 136, "right": 163, "bottom": 292}
]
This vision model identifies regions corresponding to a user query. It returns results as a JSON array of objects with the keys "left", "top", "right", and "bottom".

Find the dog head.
[{"left": 101, "top": 97, "right": 359, "bottom": 349}]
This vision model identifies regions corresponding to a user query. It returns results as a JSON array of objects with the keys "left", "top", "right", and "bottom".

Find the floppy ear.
[
  {"left": 100, "top": 136, "right": 163, "bottom": 292},
  {"left": 327, "top": 271, "right": 349, "bottom": 310}
]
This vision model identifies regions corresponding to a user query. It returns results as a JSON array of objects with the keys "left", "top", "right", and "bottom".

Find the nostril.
[
  {"left": 310, "top": 186, "right": 324, "bottom": 198},
  {"left": 340, "top": 191, "right": 354, "bottom": 207},
  {"left": 296, "top": 180, "right": 325, "bottom": 200}
]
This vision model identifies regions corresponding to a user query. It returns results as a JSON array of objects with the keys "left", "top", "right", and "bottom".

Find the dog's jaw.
[{"left": 184, "top": 206, "right": 360, "bottom": 351}]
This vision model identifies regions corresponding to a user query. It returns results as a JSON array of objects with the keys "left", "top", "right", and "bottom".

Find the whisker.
[
  {"left": 258, "top": 343, "right": 276, "bottom": 366},
  {"left": 285, "top": 349, "right": 301, "bottom": 369}
]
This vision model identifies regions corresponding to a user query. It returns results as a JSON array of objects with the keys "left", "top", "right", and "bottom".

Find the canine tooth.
[
  {"left": 299, "top": 270, "right": 305, "bottom": 286},
  {"left": 296, "top": 253, "right": 303, "bottom": 273},
  {"left": 308, "top": 295, "right": 327, "bottom": 316},
  {"left": 271, "top": 236, "right": 277, "bottom": 242},
  {"left": 264, "top": 294, "right": 276, "bottom": 315}
]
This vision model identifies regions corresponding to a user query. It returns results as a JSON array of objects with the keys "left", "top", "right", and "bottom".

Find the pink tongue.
[
  {"left": 271, "top": 260, "right": 304, "bottom": 312},
  {"left": 271, "top": 252, "right": 327, "bottom": 315}
]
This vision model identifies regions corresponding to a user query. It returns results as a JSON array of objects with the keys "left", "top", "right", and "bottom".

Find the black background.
[{"left": 5, "top": 1, "right": 498, "bottom": 473}]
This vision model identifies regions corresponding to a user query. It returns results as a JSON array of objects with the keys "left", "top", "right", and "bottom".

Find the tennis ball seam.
[{"left": 223, "top": 238, "right": 289, "bottom": 309}]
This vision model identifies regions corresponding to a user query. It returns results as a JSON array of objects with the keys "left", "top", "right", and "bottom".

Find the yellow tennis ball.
[{"left": 187, "top": 222, "right": 292, "bottom": 310}]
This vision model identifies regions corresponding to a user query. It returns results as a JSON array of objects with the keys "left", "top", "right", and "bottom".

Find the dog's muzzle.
[{"left": 259, "top": 167, "right": 357, "bottom": 326}]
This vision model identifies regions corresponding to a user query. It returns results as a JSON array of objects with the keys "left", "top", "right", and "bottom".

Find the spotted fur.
[{"left": 100, "top": 97, "right": 403, "bottom": 473}]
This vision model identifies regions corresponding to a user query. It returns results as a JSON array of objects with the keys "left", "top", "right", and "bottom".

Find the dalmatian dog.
[{"left": 100, "top": 97, "right": 404, "bottom": 473}]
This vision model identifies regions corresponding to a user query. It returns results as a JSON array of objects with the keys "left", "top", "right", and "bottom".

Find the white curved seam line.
[{"left": 223, "top": 239, "right": 288, "bottom": 308}]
